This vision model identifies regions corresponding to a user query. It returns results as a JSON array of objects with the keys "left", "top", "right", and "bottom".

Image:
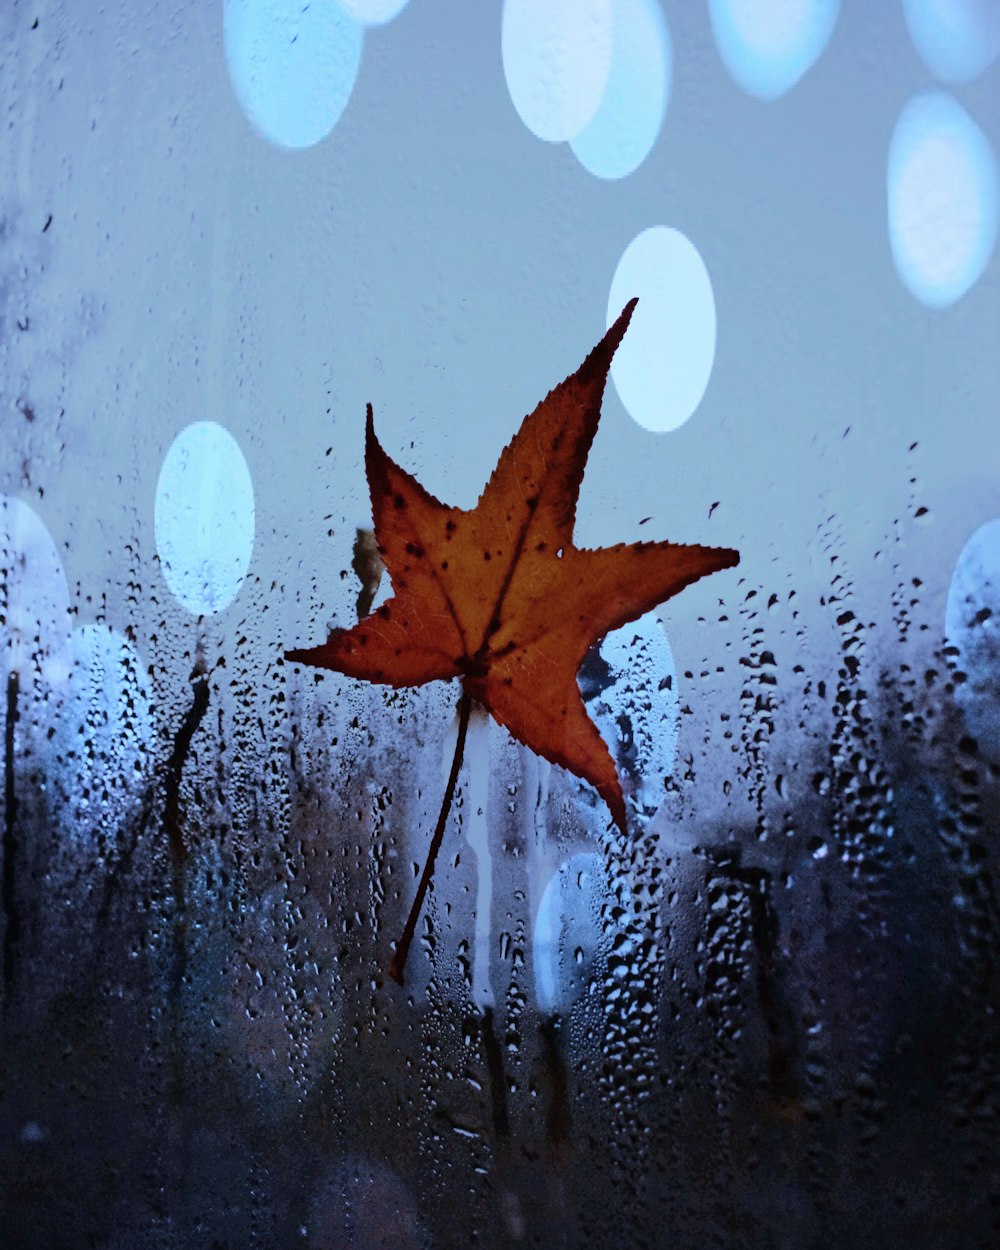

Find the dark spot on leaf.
[
  {"left": 537, "top": 542, "right": 547, "bottom": 552},
  {"left": 484, "top": 551, "right": 491, "bottom": 561},
  {"left": 441, "top": 560, "right": 449, "bottom": 570},
  {"left": 393, "top": 493, "right": 406, "bottom": 509},
  {"left": 405, "top": 542, "right": 425, "bottom": 558}
]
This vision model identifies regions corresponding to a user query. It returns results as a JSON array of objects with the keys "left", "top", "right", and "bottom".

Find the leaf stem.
[{"left": 389, "top": 688, "right": 472, "bottom": 986}]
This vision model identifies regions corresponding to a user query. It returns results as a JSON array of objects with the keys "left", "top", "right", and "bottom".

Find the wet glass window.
[{"left": 2, "top": 3, "right": 999, "bottom": 1247}]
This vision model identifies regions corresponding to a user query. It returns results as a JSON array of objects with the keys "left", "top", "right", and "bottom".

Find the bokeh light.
[
  {"left": 224, "top": 0, "right": 364, "bottom": 148},
  {"left": 0, "top": 494, "right": 71, "bottom": 688},
  {"left": 309, "top": 1159, "right": 425, "bottom": 1250},
  {"left": 888, "top": 91, "right": 998, "bottom": 308},
  {"left": 595, "top": 610, "right": 680, "bottom": 815},
  {"left": 570, "top": 0, "right": 671, "bottom": 180},
  {"left": 583, "top": 608, "right": 679, "bottom": 818},
  {"left": 55, "top": 624, "right": 153, "bottom": 843},
  {"left": 502, "top": 0, "right": 613, "bottom": 142},
  {"left": 946, "top": 518, "right": 1000, "bottom": 757},
  {"left": 533, "top": 852, "right": 608, "bottom": 1014},
  {"left": 337, "top": 0, "right": 410, "bottom": 24},
  {"left": 154, "top": 421, "right": 255, "bottom": 616},
  {"left": 709, "top": 0, "right": 840, "bottom": 99},
  {"left": 607, "top": 226, "right": 717, "bottom": 432},
  {"left": 902, "top": 0, "right": 1000, "bottom": 83}
]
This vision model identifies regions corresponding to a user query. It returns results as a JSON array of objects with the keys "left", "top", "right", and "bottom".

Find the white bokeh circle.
[
  {"left": 533, "top": 852, "right": 608, "bottom": 1014},
  {"left": 55, "top": 624, "right": 153, "bottom": 843},
  {"left": 607, "top": 227, "right": 717, "bottom": 432},
  {"left": 709, "top": 0, "right": 840, "bottom": 99},
  {"left": 902, "top": 0, "right": 1000, "bottom": 83},
  {"left": 581, "top": 608, "right": 680, "bottom": 819},
  {"left": 502, "top": 0, "right": 613, "bottom": 142},
  {"left": 888, "top": 91, "right": 998, "bottom": 308},
  {"left": 946, "top": 519, "right": 1000, "bottom": 757},
  {"left": 570, "top": 0, "right": 672, "bottom": 180},
  {"left": 1, "top": 494, "right": 71, "bottom": 687},
  {"left": 224, "top": 0, "right": 364, "bottom": 149},
  {"left": 337, "top": 0, "right": 410, "bottom": 24},
  {"left": 154, "top": 421, "right": 255, "bottom": 616}
]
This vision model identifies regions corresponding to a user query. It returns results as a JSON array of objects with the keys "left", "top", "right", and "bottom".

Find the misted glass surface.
[{"left": 2, "top": 3, "right": 999, "bottom": 1247}]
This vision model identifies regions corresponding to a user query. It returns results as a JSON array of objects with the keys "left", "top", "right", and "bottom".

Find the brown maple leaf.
[{"left": 286, "top": 300, "right": 739, "bottom": 981}]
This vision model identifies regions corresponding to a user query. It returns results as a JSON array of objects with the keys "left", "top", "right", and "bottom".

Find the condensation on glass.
[{"left": 1, "top": 3, "right": 998, "bottom": 1248}]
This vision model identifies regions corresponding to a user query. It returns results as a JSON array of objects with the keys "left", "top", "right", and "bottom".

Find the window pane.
[{"left": 2, "top": 3, "right": 998, "bottom": 1247}]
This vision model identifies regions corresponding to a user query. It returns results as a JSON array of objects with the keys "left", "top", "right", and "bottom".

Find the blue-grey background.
[
  {"left": 2, "top": 3, "right": 999, "bottom": 1248},
  {"left": 2, "top": 2, "right": 996, "bottom": 645}
]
